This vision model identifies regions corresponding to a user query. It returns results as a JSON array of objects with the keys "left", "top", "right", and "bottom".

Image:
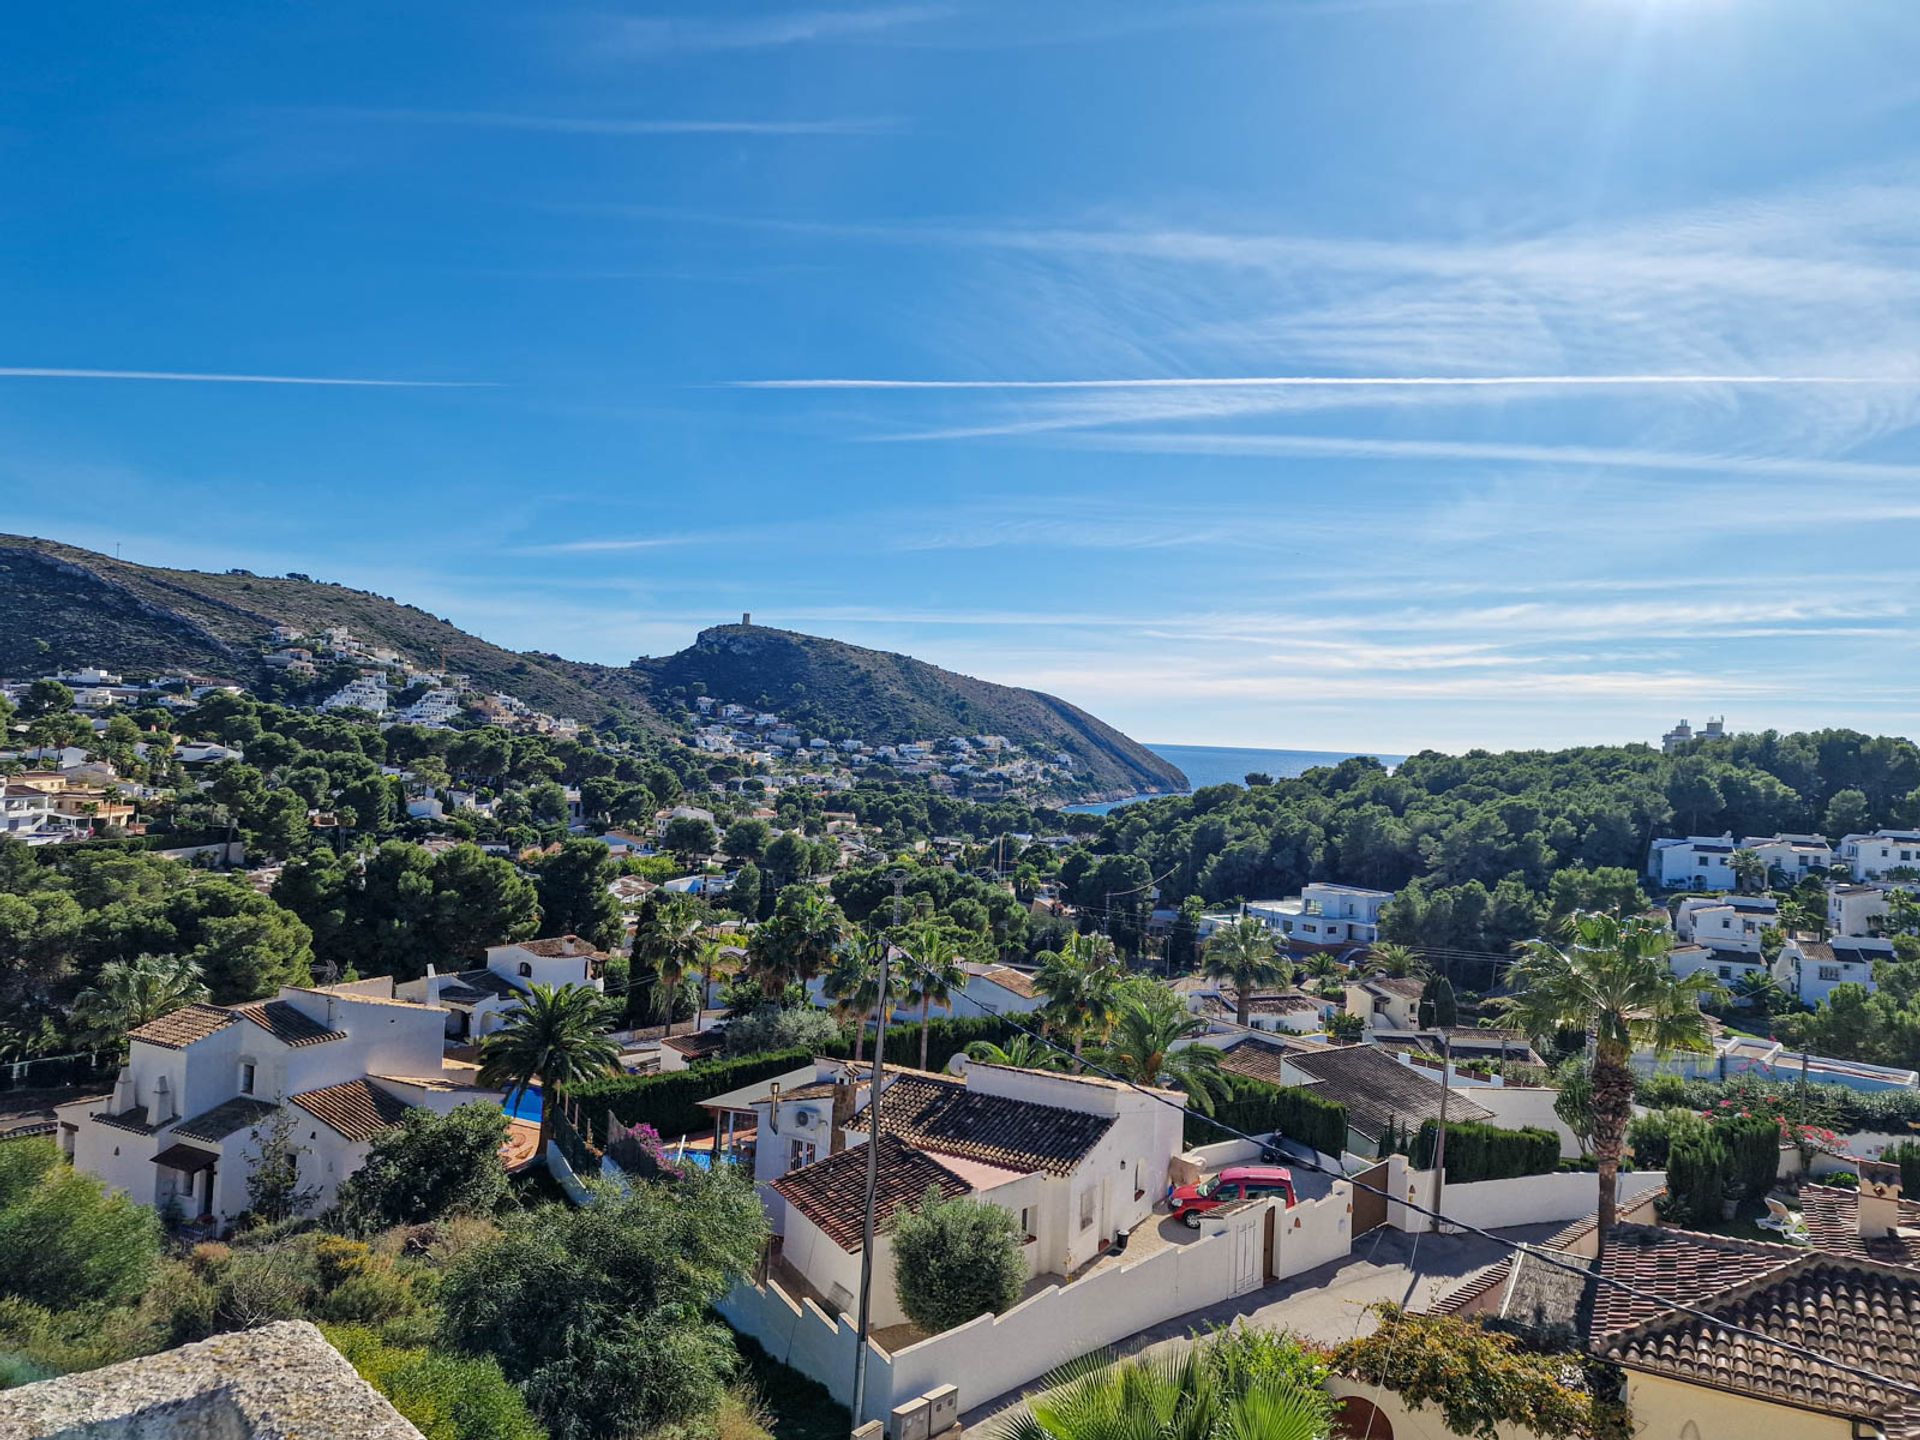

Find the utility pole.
[
  {"left": 1429, "top": 1030, "right": 1452, "bottom": 1233},
  {"left": 851, "top": 870, "right": 906, "bottom": 1431}
]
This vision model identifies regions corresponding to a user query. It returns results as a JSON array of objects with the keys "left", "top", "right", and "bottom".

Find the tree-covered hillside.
[{"left": 1057, "top": 730, "right": 1920, "bottom": 959}]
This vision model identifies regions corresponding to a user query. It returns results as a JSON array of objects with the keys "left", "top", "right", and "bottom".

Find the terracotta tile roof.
[
  {"left": 1430, "top": 1208, "right": 1611, "bottom": 1318},
  {"left": 1216, "top": 1035, "right": 1318, "bottom": 1085},
  {"left": 858, "top": 1073, "right": 1113, "bottom": 1177},
  {"left": 1603, "top": 1256, "right": 1920, "bottom": 1429},
  {"left": 171, "top": 1096, "right": 279, "bottom": 1143},
  {"left": 289, "top": 1079, "right": 414, "bottom": 1142},
  {"left": 662, "top": 1030, "right": 730, "bottom": 1060},
  {"left": 516, "top": 935, "right": 598, "bottom": 957},
  {"left": 966, "top": 964, "right": 1039, "bottom": 999},
  {"left": 1799, "top": 1184, "right": 1920, "bottom": 1267},
  {"left": 126, "top": 1004, "right": 236, "bottom": 1050},
  {"left": 772, "top": 1133, "right": 971, "bottom": 1251},
  {"left": 230, "top": 1000, "right": 346, "bottom": 1047},
  {"left": 1588, "top": 1223, "right": 1803, "bottom": 1336},
  {"left": 1284, "top": 1044, "right": 1492, "bottom": 1140},
  {"left": 1364, "top": 977, "right": 1426, "bottom": 1000}
]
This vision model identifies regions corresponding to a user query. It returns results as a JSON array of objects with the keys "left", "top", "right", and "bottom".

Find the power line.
[{"left": 877, "top": 940, "right": 1920, "bottom": 1406}]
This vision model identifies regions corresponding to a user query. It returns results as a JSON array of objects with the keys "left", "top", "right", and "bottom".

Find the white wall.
[
  {"left": 1468, "top": 1087, "right": 1584, "bottom": 1160},
  {"left": 1394, "top": 1167, "right": 1667, "bottom": 1232}
]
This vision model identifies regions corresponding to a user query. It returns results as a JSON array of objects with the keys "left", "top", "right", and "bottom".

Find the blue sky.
[{"left": 6, "top": 0, "right": 1920, "bottom": 754}]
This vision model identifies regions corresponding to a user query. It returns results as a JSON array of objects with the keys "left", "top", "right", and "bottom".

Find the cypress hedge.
[
  {"left": 1411, "top": 1118, "right": 1559, "bottom": 1182},
  {"left": 1718, "top": 1114, "right": 1784, "bottom": 1201},
  {"left": 1665, "top": 1133, "right": 1730, "bottom": 1227},
  {"left": 1184, "top": 1072, "right": 1348, "bottom": 1156}
]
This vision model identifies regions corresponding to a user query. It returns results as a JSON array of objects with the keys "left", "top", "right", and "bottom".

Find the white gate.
[{"left": 1230, "top": 1208, "right": 1263, "bottom": 1296}]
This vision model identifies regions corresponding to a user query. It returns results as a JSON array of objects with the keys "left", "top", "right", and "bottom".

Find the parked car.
[{"left": 1167, "top": 1165, "right": 1297, "bottom": 1227}]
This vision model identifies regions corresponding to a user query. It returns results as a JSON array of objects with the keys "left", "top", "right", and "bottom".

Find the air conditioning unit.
[{"left": 791, "top": 1105, "right": 822, "bottom": 1132}]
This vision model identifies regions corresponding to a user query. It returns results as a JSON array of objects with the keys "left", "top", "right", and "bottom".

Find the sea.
[{"left": 1063, "top": 743, "right": 1406, "bottom": 815}]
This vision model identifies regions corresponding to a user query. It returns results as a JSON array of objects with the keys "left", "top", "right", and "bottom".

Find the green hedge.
[
  {"left": 823, "top": 1013, "right": 1028, "bottom": 1073},
  {"left": 1665, "top": 1133, "right": 1730, "bottom": 1227},
  {"left": 567, "top": 1049, "right": 816, "bottom": 1143},
  {"left": 1411, "top": 1118, "right": 1559, "bottom": 1182},
  {"left": 1185, "top": 1073, "right": 1348, "bottom": 1156},
  {"left": 1887, "top": 1141, "right": 1920, "bottom": 1197}
]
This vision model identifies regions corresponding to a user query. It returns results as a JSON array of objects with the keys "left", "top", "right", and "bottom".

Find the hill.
[
  {"left": 636, "top": 624, "right": 1186, "bottom": 797},
  {"left": 0, "top": 535, "right": 1185, "bottom": 799}
]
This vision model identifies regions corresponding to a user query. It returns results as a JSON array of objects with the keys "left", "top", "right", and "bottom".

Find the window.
[
  {"left": 518, "top": 961, "right": 533, "bottom": 977},
  {"left": 1718, "top": 967, "right": 1733, "bottom": 980},
  {"left": 1819, "top": 965, "right": 1843, "bottom": 982},
  {"left": 788, "top": 1139, "right": 816, "bottom": 1169},
  {"left": 1079, "top": 1189, "right": 1095, "bottom": 1229},
  {"left": 239, "top": 1062, "right": 256, "bottom": 1095},
  {"left": 1018, "top": 1205, "right": 1034, "bottom": 1239}
]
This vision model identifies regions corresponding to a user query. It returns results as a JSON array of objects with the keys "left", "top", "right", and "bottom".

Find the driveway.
[{"left": 958, "top": 1222, "right": 1567, "bottom": 1435}]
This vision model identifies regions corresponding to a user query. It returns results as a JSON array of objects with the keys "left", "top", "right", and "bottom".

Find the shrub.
[
  {"left": 1625, "top": 1107, "right": 1709, "bottom": 1169},
  {"left": 1714, "top": 1113, "right": 1784, "bottom": 1200},
  {"left": 0, "top": 1296, "right": 160, "bottom": 1379},
  {"left": 724, "top": 1005, "right": 843, "bottom": 1058},
  {"left": 1886, "top": 1141, "right": 1920, "bottom": 1196},
  {"left": 890, "top": 1188, "right": 1026, "bottom": 1334},
  {"left": 1184, "top": 1072, "right": 1348, "bottom": 1156},
  {"left": 324, "top": 1324, "right": 546, "bottom": 1440},
  {"left": 0, "top": 1138, "right": 160, "bottom": 1307},
  {"left": 1411, "top": 1119, "right": 1559, "bottom": 1182},
  {"left": 331, "top": 1103, "right": 512, "bottom": 1234},
  {"left": 1664, "top": 1133, "right": 1730, "bottom": 1227}
]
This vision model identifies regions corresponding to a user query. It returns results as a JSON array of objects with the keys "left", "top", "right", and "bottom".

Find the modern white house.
[
  {"left": 713, "top": 1057, "right": 1186, "bottom": 1327},
  {"left": 1739, "top": 833, "right": 1835, "bottom": 879},
  {"left": 1773, "top": 937, "right": 1894, "bottom": 1007},
  {"left": 56, "top": 980, "right": 502, "bottom": 1225},
  {"left": 319, "top": 674, "right": 388, "bottom": 714},
  {"left": 1647, "top": 834, "right": 1737, "bottom": 890},
  {"left": 395, "top": 935, "right": 606, "bottom": 1042},
  {"left": 1838, "top": 830, "right": 1920, "bottom": 881},
  {"left": 1242, "top": 884, "right": 1393, "bottom": 949},
  {"left": 1829, "top": 884, "right": 1892, "bottom": 939},
  {"left": 1672, "top": 894, "right": 1778, "bottom": 952},
  {"left": 1343, "top": 976, "right": 1425, "bottom": 1032}
]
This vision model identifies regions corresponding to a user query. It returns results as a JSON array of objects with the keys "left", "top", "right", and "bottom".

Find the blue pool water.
[{"left": 504, "top": 1086, "right": 542, "bottom": 1122}]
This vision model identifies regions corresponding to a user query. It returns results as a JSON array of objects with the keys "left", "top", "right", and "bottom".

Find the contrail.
[
  {"left": 0, "top": 368, "right": 487, "bottom": 387},
  {"left": 731, "top": 373, "right": 1912, "bottom": 390}
]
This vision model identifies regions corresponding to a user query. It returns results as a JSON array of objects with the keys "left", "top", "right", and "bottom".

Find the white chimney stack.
[
  {"left": 150, "top": 1074, "right": 175, "bottom": 1126},
  {"left": 111, "top": 1066, "right": 134, "bottom": 1113},
  {"left": 1859, "top": 1159, "right": 1903, "bottom": 1240}
]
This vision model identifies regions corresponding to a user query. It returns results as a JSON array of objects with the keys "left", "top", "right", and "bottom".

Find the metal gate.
[{"left": 1350, "top": 1161, "right": 1389, "bottom": 1235}]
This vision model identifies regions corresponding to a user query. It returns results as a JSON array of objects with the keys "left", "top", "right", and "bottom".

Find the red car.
[{"left": 1168, "top": 1165, "right": 1297, "bottom": 1227}]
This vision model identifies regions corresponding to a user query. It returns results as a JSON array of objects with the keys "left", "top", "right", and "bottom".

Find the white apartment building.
[
  {"left": 1739, "top": 833, "right": 1835, "bottom": 879},
  {"left": 1647, "top": 834, "right": 1737, "bottom": 890},
  {"left": 1839, "top": 830, "right": 1920, "bottom": 881},
  {"left": 56, "top": 980, "right": 500, "bottom": 1225},
  {"left": 394, "top": 687, "right": 461, "bottom": 727},
  {"left": 1242, "top": 883, "right": 1394, "bottom": 948},
  {"left": 1773, "top": 936, "right": 1894, "bottom": 1007},
  {"left": 1673, "top": 894, "right": 1778, "bottom": 952}
]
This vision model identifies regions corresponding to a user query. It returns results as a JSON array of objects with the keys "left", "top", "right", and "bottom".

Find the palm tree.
[
  {"left": 1096, "top": 983, "right": 1230, "bottom": 1115},
  {"left": 819, "top": 935, "right": 896, "bottom": 1063},
  {"left": 1501, "top": 912, "right": 1719, "bottom": 1241},
  {"left": 965, "top": 1033, "right": 1067, "bottom": 1072},
  {"left": 1201, "top": 918, "right": 1290, "bottom": 1028},
  {"left": 478, "top": 982, "right": 620, "bottom": 1162},
  {"left": 1730, "top": 847, "right": 1766, "bottom": 894},
  {"left": 1301, "top": 953, "right": 1341, "bottom": 983},
  {"left": 992, "top": 1341, "right": 1327, "bottom": 1440},
  {"left": 1731, "top": 969, "right": 1791, "bottom": 1019},
  {"left": 72, "top": 954, "right": 209, "bottom": 1048},
  {"left": 897, "top": 917, "right": 982, "bottom": 1070},
  {"left": 746, "top": 888, "right": 845, "bottom": 998},
  {"left": 693, "top": 936, "right": 734, "bottom": 1016},
  {"left": 1364, "top": 941, "right": 1423, "bottom": 979},
  {"left": 1034, "top": 932, "right": 1122, "bottom": 1064},
  {"left": 632, "top": 897, "right": 706, "bottom": 1035}
]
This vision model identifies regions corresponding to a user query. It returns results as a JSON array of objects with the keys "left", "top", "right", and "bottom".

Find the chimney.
[
  {"left": 111, "top": 1065, "right": 134, "bottom": 1113},
  {"left": 768, "top": 1081, "right": 781, "bottom": 1137},
  {"left": 1858, "top": 1158, "right": 1902, "bottom": 1240},
  {"left": 150, "top": 1074, "right": 175, "bottom": 1126},
  {"left": 830, "top": 1079, "right": 858, "bottom": 1155}
]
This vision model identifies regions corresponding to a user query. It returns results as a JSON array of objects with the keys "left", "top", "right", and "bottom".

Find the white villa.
[
  {"left": 1672, "top": 894, "right": 1778, "bottom": 952},
  {"left": 706, "top": 1057, "right": 1185, "bottom": 1328},
  {"left": 1647, "top": 834, "right": 1736, "bottom": 890},
  {"left": 1829, "top": 884, "right": 1892, "bottom": 939},
  {"left": 1774, "top": 936, "right": 1894, "bottom": 1007},
  {"left": 1343, "top": 976, "right": 1426, "bottom": 1032},
  {"left": 1838, "top": 830, "right": 1920, "bottom": 881},
  {"left": 56, "top": 979, "right": 502, "bottom": 1225},
  {"left": 396, "top": 935, "right": 605, "bottom": 1042},
  {"left": 1242, "top": 883, "right": 1393, "bottom": 949},
  {"left": 1667, "top": 943, "right": 1768, "bottom": 990},
  {"left": 1739, "top": 832, "right": 1835, "bottom": 878}
]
